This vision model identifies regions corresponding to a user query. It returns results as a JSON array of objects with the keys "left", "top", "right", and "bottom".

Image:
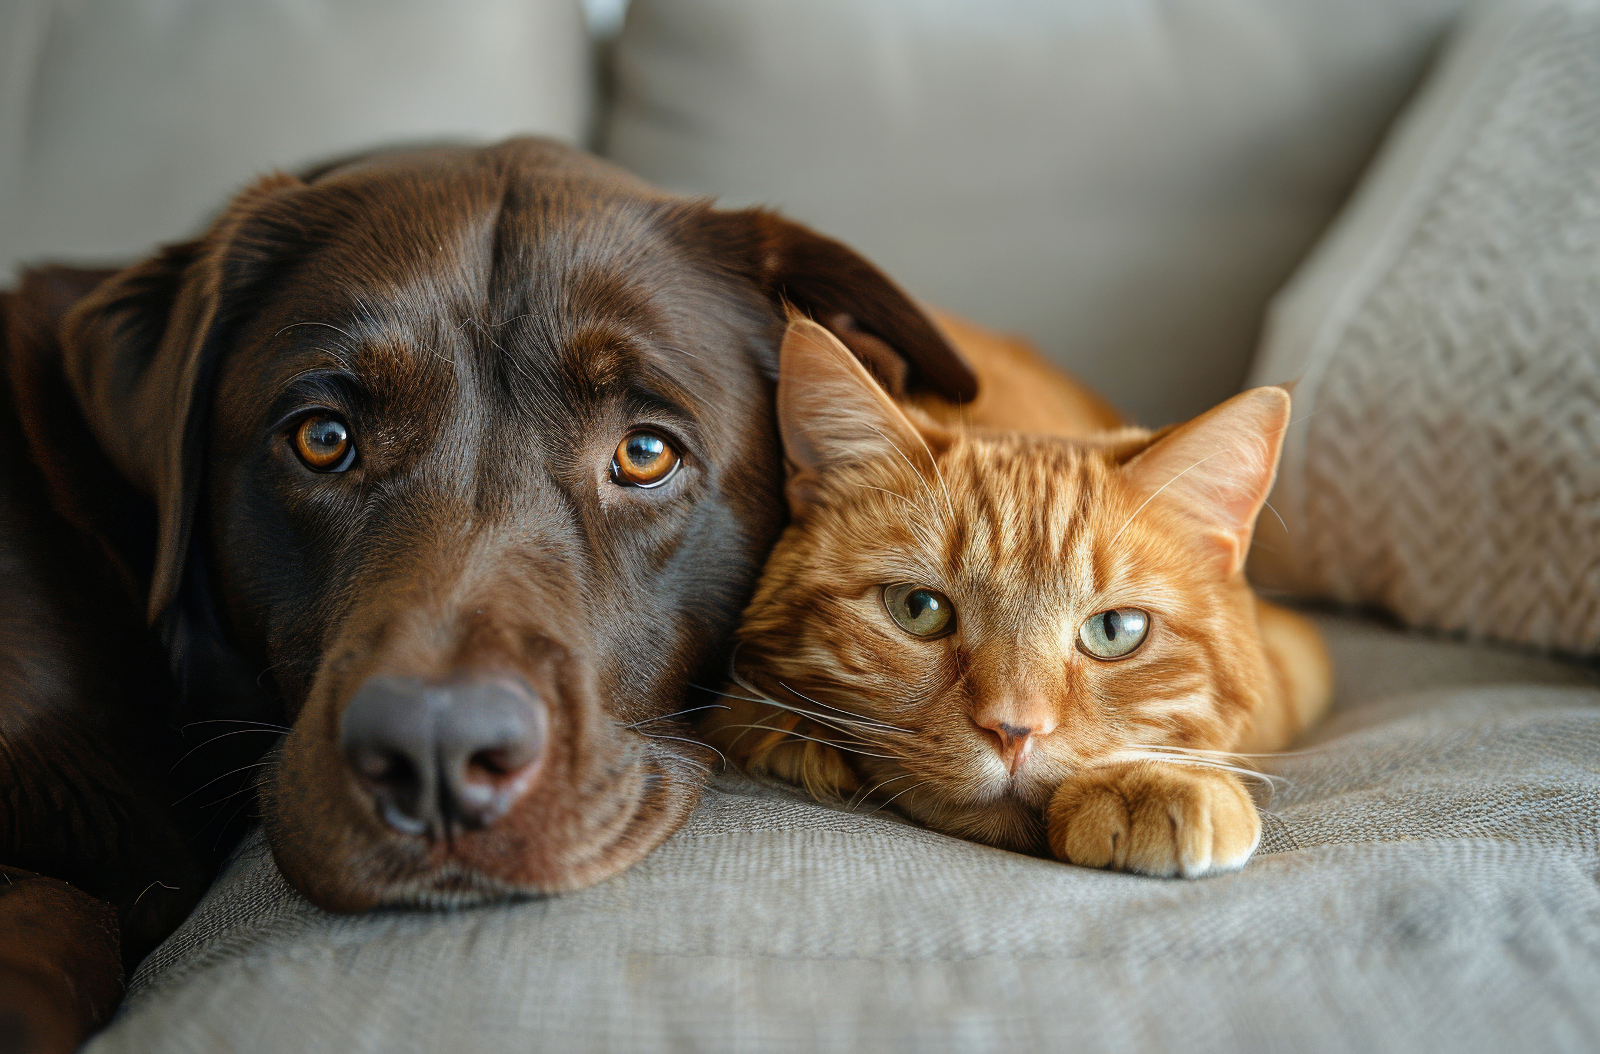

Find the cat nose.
[{"left": 974, "top": 710, "right": 1056, "bottom": 775}]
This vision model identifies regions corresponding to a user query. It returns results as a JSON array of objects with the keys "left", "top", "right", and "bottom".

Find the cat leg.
[{"left": 1044, "top": 762, "right": 1259, "bottom": 878}]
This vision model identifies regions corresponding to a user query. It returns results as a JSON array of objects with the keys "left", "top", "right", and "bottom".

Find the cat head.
[{"left": 731, "top": 318, "right": 1290, "bottom": 852}]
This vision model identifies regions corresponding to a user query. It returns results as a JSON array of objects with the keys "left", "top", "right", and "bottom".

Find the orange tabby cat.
[{"left": 702, "top": 312, "right": 1331, "bottom": 878}]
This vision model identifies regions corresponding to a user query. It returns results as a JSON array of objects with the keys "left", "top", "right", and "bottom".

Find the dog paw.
[{"left": 1044, "top": 762, "right": 1259, "bottom": 878}]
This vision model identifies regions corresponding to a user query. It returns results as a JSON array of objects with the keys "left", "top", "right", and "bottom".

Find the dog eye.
[
  {"left": 293, "top": 414, "right": 355, "bottom": 472},
  {"left": 883, "top": 583, "right": 956, "bottom": 639},
  {"left": 611, "top": 430, "right": 681, "bottom": 488},
  {"left": 1078, "top": 608, "right": 1150, "bottom": 659}
]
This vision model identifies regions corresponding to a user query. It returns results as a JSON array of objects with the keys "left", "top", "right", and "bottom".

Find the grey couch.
[
  {"left": 94, "top": 615, "right": 1600, "bottom": 1052},
  {"left": 3, "top": 0, "right": 1596, "bottom": 1049}
]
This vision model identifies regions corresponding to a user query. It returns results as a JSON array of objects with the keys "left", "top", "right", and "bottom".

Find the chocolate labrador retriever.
[{"left": 0, "top": 137, "right": 973, "bottom": 1049}]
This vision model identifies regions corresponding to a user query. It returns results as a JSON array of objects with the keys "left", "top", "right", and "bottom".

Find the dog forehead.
[{"left": 240, "top": 160, "right": 747, "bottom": 381}]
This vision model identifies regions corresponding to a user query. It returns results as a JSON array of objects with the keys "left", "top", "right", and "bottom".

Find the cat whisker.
[
  {"left": 622, "top": 703, "right": 731, "bottom": 730},
  {"left": 874, "top": 778, "right": 934, "bottom": 813},
  {"left": 774, "top": 681, "right": 913, "bottom": 735},
  {"left": 921, "top": 435, "right": 959, "bottom": 526},
  {"left": 1124, "top": 742, "right": 1329, "bottom": 762},
  {"left": 1111, "top": 749, "right": 1291, "bottom": 798},
  {"left": 713, "top": 724, "right": 903, "bottom": 761},
  {"left": 746, "top": 695, "right": 912, "bottom": 746},
  {"left": 726, "top": 668, "right": 911, "bottom": 737},
  {"left": 867, "top": 408, "right": 961, "bottom": 526},
  {"left": 848, "top": 770, "right": 917, "bottom": 809},
  {"left": 689, "top": 682, "right": 772, "bottom": 706}
]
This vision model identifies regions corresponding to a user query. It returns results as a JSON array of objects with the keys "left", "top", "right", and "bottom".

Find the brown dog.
[{"left": 0, "top": 138, "right": 974, "bottom": 1049}]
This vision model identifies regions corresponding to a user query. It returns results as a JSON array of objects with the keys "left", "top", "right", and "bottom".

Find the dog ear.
[
  {"left": 4, "top": 265, "right": 159, "bottom": 604},
  {"left": 775, "top": 315, "right": 952, "bottom": 518},
  {"left": 687, "top": 208, "right": 978, "bottom": 403},
  {"left": 57, "top": 172, "right": 307, "bottom": 637}
]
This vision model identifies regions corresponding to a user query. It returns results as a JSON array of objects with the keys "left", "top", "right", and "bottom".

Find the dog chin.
[{"left": 261, "top": 747, "right": 702, "bottom": 913}]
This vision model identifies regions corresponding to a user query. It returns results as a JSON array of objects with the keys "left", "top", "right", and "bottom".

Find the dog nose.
[{"left": 340, "top": 676, "right": 547, "bottom": 836}]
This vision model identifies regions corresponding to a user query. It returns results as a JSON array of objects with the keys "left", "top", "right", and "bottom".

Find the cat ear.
[
  {"left": 1119, "top": 387, "right": 1291, "bottom": 577},
  {"left": 776, "top": 315, "right": 947, "bottom": 516}
]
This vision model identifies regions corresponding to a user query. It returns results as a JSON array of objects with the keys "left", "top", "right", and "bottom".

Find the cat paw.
[{"left": 1044, "top": 762, "right": 1259, "bottom": 878}]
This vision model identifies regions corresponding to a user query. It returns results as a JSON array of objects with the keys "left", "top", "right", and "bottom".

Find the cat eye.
[
  {"left": 883, "top": 583, "right": 956, "bottom": 639},
  {"left": 612, "top": 430, "right": 681, "bottom": 488},
  {"left": 1078, "top": 608, "right": 1150, "bottom": 660},
  {"left": 293, "top": 414, "right": 356, "bottom": 472}
]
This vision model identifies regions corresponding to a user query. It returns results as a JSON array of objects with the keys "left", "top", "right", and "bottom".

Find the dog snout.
[{"left": 340, "top": 676, "right": 548, "bottom": 837}]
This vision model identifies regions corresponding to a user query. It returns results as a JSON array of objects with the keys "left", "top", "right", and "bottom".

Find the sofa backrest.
[
  {"left": 605, "top": 0, "right": 1470, "bottom": 424},
  {"left": 0, "top": 0, "right": 591, "bottom": 275}
]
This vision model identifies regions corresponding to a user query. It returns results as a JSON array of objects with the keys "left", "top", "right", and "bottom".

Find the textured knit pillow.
[{"left": 1248, "top": 0, "right": 1600, "bottom": 654}]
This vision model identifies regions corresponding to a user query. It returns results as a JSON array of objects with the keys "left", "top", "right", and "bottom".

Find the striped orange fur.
[{"left": 702, "top": 313, "right": 1331, "bottom": 877}]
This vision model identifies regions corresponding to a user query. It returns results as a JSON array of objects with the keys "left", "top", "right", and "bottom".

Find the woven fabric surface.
[
  {"left": 86, "top": 614, "right": 1600, "bottom": 1054},
  {"left": 1249, "top": 0, "right": 1600, "bottom": 654}
]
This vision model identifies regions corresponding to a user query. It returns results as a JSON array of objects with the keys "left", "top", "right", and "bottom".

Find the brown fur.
[
  {"left": 704, "top": 314, "right": 1332, "bottom": 877},
  {"left": 1, "top": 138, "right": 980, "bottom": 1046}
]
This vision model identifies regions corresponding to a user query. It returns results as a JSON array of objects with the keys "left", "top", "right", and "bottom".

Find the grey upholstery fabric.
[
  {"left": 0, "top": 0, "right": 591, "bottom": 275},
  {"left": 605, "top": 0, "right": 1469, "bottom": 427},
  {"left": 1249, "top": 0, "right": 1600, "bottom": 654},
  {"left": 88, "top": 614, "right": 1600, "bottom": 1054}
]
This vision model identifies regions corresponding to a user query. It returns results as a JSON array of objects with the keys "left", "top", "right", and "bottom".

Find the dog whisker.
[
  {"left": 171, "top": 762, "right": 277, "bottom": 807},
  {"left": 652, "top": 752, "right": 712, "bottom": 777},
  {"left": 130, "top": 879, "right": 181, "bottom": 911},
  {"left": 180, "top": 718, "right": 293, "bottom": 733},
  {"left": 211, "top": 796, "right": 259, "bottom": 852},
  {"left": 638, "top": 732, "right": 726, "bottom": 768},
  {"left": 168, "top": 727, "right": 288, "bottom": 774}
]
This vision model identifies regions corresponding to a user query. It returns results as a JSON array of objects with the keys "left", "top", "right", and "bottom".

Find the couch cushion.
[
  {"left": 604, "top": 0, "right": 1467, "bottom": 426},
  {"left": 1248, "top": 0, "right": 1600, "bottom": 655},
  {"left": 87, "top": 613, "right": 1600, "bottom": 1054},
  {"left": 0, "top": 0, "right": 591, "bottom": 274}
]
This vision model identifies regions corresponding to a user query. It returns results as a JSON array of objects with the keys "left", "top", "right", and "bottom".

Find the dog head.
[{"left": 37, "top": 139, "right": 972, "bottom": 909}]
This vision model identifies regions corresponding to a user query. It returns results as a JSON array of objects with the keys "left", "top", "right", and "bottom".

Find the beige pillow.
[
  {"left": 1249, "top": 0, "right": 1600, "bottom": 655},
  {"left": 605, "top": 0, "right": 1468, "bottom": 426}
]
